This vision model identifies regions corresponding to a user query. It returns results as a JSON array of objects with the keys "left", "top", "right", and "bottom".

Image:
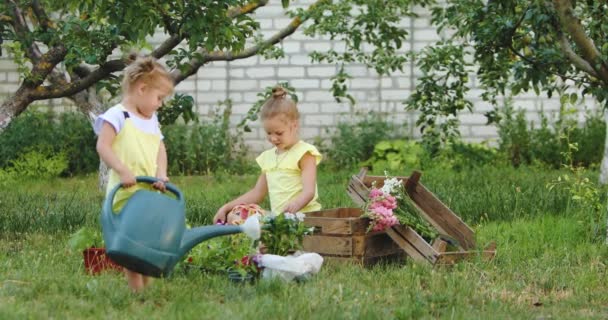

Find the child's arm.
[
  {"left": 282, "top": 152, "right": 317, "bottom": 213},
  {"left": 213, "top": 173, "right": 268, "bottom": 223},
  {"left": 152, "top": 141, "right": 168, "bottom": 192},
  {"left": 96, "top": 121, "right": 136, "bottom": 187}
]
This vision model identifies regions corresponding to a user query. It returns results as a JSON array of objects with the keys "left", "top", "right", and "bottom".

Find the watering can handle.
[{"left": 103, "top": 176, "right": 184, "bottom": 215}]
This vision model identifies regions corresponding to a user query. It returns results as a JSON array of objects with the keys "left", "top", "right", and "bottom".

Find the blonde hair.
[
  {"left": 260, "top": 86, "right": 299, "bottom": 122},
  {"left": 122, "top": 54, "right": 174, "bottom": 93}
]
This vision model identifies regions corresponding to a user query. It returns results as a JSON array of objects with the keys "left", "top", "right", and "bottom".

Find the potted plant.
[{"left": 68, "top": 226, "right": 121, "bottom": 275}]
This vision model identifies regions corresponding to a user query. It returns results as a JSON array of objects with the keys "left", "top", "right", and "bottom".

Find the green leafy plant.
[
  {"left": 260, "top": 212, "right": 313, "bottom": 256},
  {"left": 7, "top": 150, "right": 68, "bottom": 179},
  {"left": 361, "top": 140, "right": 427, "bottom": 172},
  {"left": 318, "top": 113, "right": 399, "bottom": 169},
  {"left": 186, "top": 233, "right": 257, "bottom": 275},
  {"left": 158, "top": 93, "right": 199, "bottom": 126},
  {"left": 68, "top": 227, "right": 104, "bottom": 253},
  {"left": 0, "top": 109, "right": 97, "bottom": 176},
  {"left": 546, "top": 129, "right": 606, "bottom": 243},
  {"left": 163, "top": 99, "right": 252, "bottom": 175}
]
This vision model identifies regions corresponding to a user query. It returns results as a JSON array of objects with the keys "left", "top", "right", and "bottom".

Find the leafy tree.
[
  {"left": 0, "top": 0, "right": 430, "bottom": 130},
  {"left": 405, "top": 1, "right": 608, "bottom": 181}
]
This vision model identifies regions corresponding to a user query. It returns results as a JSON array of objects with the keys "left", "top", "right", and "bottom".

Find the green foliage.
[
  {"left": 318, "top": 113, "right": 399, "bottom": 169},
  {"left": 304, "top": 0, "right": 432, "bottom": 101},
  {"left": 186, "top": 234, "right": 255, "bottom": 274},
  {"left": 405, "top": 41, "right": 473, "bottom": 143},
  {"left": 158, "top": 93, "right": 198, "bottom": 126},
  {"left": 407, "top": 1, "right": 608, "bottom": 144},
  {"left": 68, "top": 226, "right": 103, "bottom": 252},
  {"left": 494, "top": 101, "right": 605, "bottom": 168},
  {"left": 0, "top": 109, "right": 97, "bottom": 176},
  {"left": 361, "top": 140, "right": 427, "bottom": 172},
  {"left": 546, "top": 129, "right": 606, "bottom": 243},
  {"left": 432, "top": 141, "right": 499, "bottom": 171},
  {"left": 7, "top": 150, "right": 68, "bottom": 179},
  {"left": 163, "top": 100, "right": 252, "bottom": 175},
  {"left": 260, "top": 213, "right": 312, "bottom": 256}
]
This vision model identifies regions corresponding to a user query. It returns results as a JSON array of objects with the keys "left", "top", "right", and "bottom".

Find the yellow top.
[
  {"left": 256, "top": 140, "right": 322, "bottom": 213},
  {"left": 106, "top": 111, "right": 161, "bottom": 211}
]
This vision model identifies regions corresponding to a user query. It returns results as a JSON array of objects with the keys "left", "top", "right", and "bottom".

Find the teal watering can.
[{"left": 101, "top": 176, "right": 260, "bottom": 278}]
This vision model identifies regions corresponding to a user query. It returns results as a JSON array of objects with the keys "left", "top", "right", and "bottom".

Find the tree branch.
[
  {"left": 6, "top": 0, "right": 42, "bottom": 61},
  {"left": 227, "top": 0, "right": 269, "bottom": 18},
  {"left": 173, "top": 14, "right": 303, "bottom": 83},
  {"left": 30, "top": 0, "right": 53, "bottom": 33},
  {"left": 552, "top": 0, "right": 608, "bottom": 83},
  {"left": 557, "top": 32, "right": 598, "bottom": 77}
]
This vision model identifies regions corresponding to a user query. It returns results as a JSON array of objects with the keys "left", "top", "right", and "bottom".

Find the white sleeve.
[{"left": 93, "top": 106, "right": 125, "bottom": 136}]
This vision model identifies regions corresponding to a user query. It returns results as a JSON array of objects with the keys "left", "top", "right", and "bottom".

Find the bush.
[
  {"left": 318, "top": 113, "right": 402, "bottom": 169},
  {"left": 0, "top": 108, "right": 98, "bottom": 176},
  {"left": 494, "top": 102, "right": 605, "bottom": 169},
  {"left": 163, "top": 101, "right": 252, "bottom": 175}
]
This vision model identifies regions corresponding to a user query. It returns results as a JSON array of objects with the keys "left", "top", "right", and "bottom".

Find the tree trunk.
[
  {"left": 599, "top": 112, "right": 608, "bottom": 185},
  {"left": 0, "top": 89, "right": 35, "bottom": 132}
]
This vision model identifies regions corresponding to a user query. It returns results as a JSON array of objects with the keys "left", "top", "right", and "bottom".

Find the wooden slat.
[
  {"left": 404, "top": 171, "right": 476, "bottom": 250},
  {"left": 302, "top": 235, "right": 353, "bottom": 255},
  {"left": 391, "top": 225, "right": 439, "bottom": 264},
  {"left": 432, "top": 238, "right": 448, "bottom": 253},
  {"left": 304, "top": 217, "right": 353, "bottom": 235},
  {"left": 347, "top": 175, "right": 369, "bottom": 207},
  {"left": 385, "top": 227, "right": 428, "bottom": 263},
  {"left": 435, "top": 250, "right": 496, "bottom": 265}
]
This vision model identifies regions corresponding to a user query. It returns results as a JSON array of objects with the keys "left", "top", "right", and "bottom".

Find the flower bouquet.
[{"left": 362, "top": 173, "right": 437, "bottom": 241}]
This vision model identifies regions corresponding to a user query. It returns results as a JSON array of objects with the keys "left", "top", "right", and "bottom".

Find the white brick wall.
[{"left": 0, "top": 1, "right": 598, "bottom": 155}]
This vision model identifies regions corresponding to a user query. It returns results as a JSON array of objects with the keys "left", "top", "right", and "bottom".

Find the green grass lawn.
[{"left": 1, "top": 166, "right": 608, "bottom": 319}]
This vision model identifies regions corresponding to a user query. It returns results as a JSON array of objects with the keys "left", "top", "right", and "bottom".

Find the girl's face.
[
  {"left": 134, "top": 78, "right": 173, "bottom": 118},
  {"left": 263, "top": 115, "right": 298, "bottom": 151}
]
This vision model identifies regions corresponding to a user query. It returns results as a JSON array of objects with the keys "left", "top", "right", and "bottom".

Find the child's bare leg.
[{"left": 124, "top": 268, "right": 145, "bottom": 292}]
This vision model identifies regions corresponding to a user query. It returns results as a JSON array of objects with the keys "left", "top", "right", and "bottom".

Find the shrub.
[
  {"left": 494, "top": 102, "right": 604, "bottom": 169},
  {"left": 318, "top": 113, "right": 401, "bottom": 169},
  {"left": 163, "top": 100, "right": 252, "bottom": 175},
  {"left": 0, "top": 108, "right": 97, "bottom": 176}
]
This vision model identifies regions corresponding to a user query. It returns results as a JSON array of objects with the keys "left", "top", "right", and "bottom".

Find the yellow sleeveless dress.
[
  {"left": 256, "top": 140, "right": 322, "bottom": 213},
  {"left": 105, "top": 110, "right": 161, "bottom": 211}
]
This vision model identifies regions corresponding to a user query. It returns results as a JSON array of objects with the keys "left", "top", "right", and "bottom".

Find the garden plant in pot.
[{"left": 68, "top": 226, "right": 122, "bottom": 275}]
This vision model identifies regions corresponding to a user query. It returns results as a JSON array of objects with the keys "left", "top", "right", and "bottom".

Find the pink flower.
[{"left": 369, "top": 188, "right": 384, "bottom": 199}]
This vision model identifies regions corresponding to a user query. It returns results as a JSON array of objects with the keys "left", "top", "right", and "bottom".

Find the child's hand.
[
  {"left": 213, "top": 207, "right": 229, "bottom": 224},
  {"left": 119, "top": 171, "right": 137, "bottom": 188},
  {"left": 152, "top": 176, "right": 169, "bottom": 192},
  {"left": 282, "top": 202, "right": 300, "bottom": 214}
]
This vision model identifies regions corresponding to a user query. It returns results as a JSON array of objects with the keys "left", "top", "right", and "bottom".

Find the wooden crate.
[
  {"left": 347, "top": 168, "right": 496, "bottom": 265},
  {"left": 302, "top": 208, "right": 404, "bottom": 265}
]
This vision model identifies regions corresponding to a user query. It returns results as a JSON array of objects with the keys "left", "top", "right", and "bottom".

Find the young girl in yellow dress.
[
  {"left": 214, "top": 86, "right": 322, "bottom": 224},
  {"left": 95, "top": 55, "right": 174, "bottom": 292}
]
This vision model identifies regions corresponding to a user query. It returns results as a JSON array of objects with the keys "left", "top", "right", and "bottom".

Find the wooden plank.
[
  {"left": 432, "top": 238, "right": 448, "bottom": 253},
  {"left": 435, "top": 250, "right": 496, "bottom": 265},
  {"left": 404, "top": 171, "right": 476, "bottom": 250},
  {"left": 303, "top": 217, "right": 353, "bottom": 234},
  {"left": 391, "top": 225, "right": 439, "bottom": 264},
  {"left": 347, "top": 175, "right": 369, "bottom": 207},
  {"left": 385, "top": 227, "right": 428, "bottom": 263},
  {"left": 302, "top": 235, "right": 353, "bottom": 255}
]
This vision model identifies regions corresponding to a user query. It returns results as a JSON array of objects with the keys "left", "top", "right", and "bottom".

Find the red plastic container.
[{"left": 83, "top": 248, "right": 123, "bottom": 275}]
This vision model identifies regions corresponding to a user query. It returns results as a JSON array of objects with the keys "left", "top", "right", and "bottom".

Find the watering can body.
[{"left": 101, "top": 177, "right": 243, "bottom": 277}]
